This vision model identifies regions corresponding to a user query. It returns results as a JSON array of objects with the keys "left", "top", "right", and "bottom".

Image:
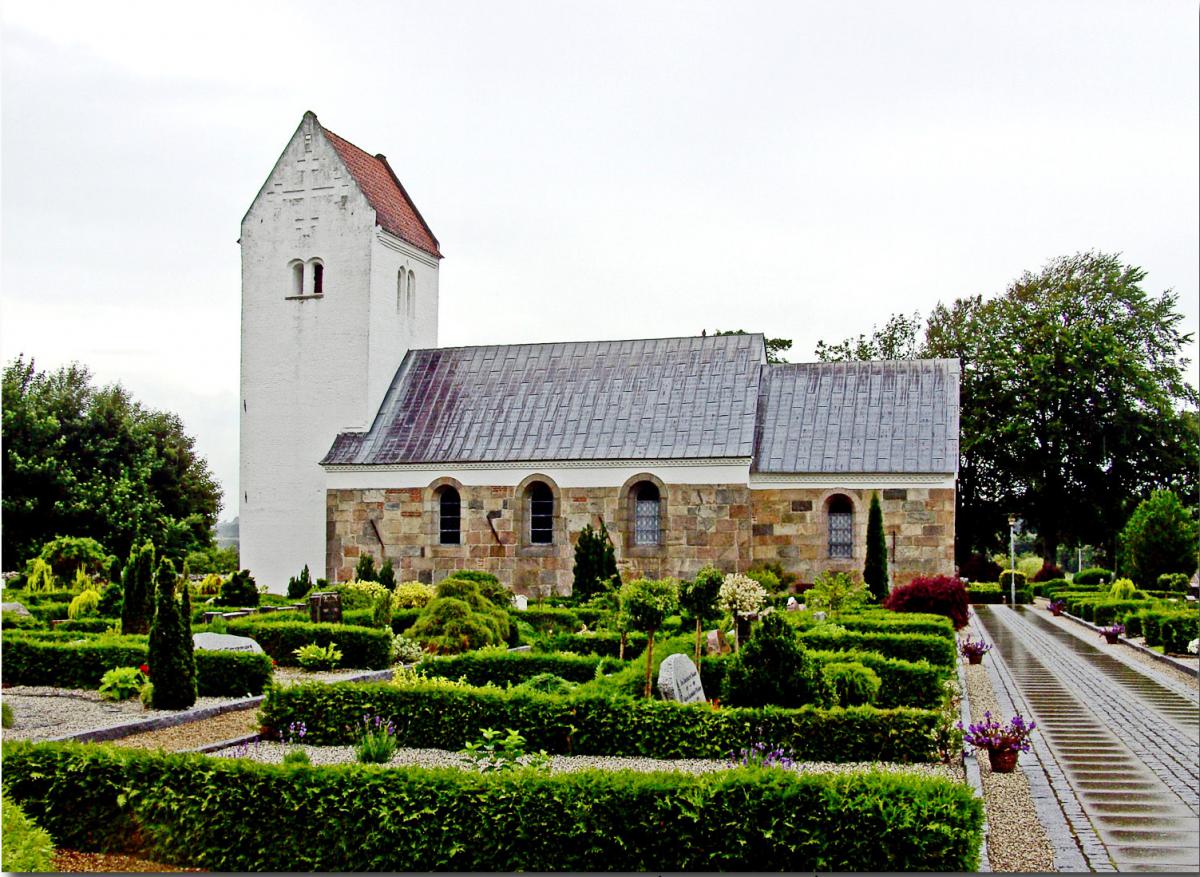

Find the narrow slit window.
[
  {"left": 407, "top": 270, "right": 416, "bottom": 320},
  {"left": 528, "top": 482, "right": 554, "bottom": 544},
  {"left": 439, "top": 487, "right": 461, "bottom": 545},
  {"left": 291, "top": 262, "right": 304, "bottom": 295},
  {"left": 828, "top": 495, "right": 854, "bottom": 558},
  {"left": 312, "top": 262, "right": 324, "bottom": 295},
  {"left": 633, "top": 482, "right": 661, "bottom": 546}
]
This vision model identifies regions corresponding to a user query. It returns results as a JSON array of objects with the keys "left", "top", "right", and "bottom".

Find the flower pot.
[
  {"left": 988, "top": 748, "right": 1019, "bottom": 773},
  {"left": 1104, "top": 632, "right": 1120, "bottom": 644},
  {"left": 967, "top": 653, "right": 983, "bottom": 665}
]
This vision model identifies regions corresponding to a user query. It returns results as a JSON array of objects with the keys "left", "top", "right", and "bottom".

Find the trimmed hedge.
[
  {"left": 540, "top": 630, "right": 648, "bottom": 658},
  {"left": 1073, "top": 567, "right": 1113, "bottom": 585},
  {"left": 1091, "top": 600, "right": 1154, "bottom": 627},
  {"left": 416, "top": 651, "right": 615, "bottom": 686},
  {"left": 56, "top": 617, "right": 118, "bottom": 633},
  {"left": 391, "top": 609, "right": 422, "bottom": 634},
  {"left": 513, "top": 606, "right": 580, "bottom": 634},
  {"left": 0, "top": 741, "right": 982, "bottom": 872},
  {"left": 28, "top": 601, "right": 71, "bottom": 622},
  {"left": 832, "top": 616, "right": 955, "bottom": 640},
  {"left": 1137, "top": 609, "right": 1199, "bottom": 653},
  {"left": 225, "top": 619, "right": 392, "bottom": 669},
  {"left": 797, "top": 627, "right": 956, "bottom": 668},
  {"left": 0, "top": 589, "right": 80, "bottom": 605},
  {"left": 259, "top": 680, "right": 943, "bottom": 763},
  {"left": 966, "top": 583, "right": 1003, "bottom": 604},
  {"left": 0, "top": 633, "right": 271, "bottom": 696},
  {"left": 1, "top": 612, "right": 45, "bottom": 630}
]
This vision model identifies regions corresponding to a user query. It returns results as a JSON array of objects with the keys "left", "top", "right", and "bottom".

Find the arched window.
[
  {"left": 397, "top": 270, "right": 405, "bottom": 313},
  {"left": 312, "top": 261, "right": 324, "bottom": 295},
  {"left": 633, "top": 482, "right": 661, "bottom": 546},
  {"left": 407, "top": 270, "right": 416, "bottom": 320},
  {"left": 290, "top": 261, "right": 304, "bottom": 295},
  {"left": 828, "top": 494, "right": 854, "bottom": 558},
  {"left": 527, "top": 481, "right": 554, "bottom": 544},
  {"left": 438, "top": 486, "right": 461, "bottom": 545}
]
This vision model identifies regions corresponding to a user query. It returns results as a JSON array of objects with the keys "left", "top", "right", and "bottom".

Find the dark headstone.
[{"left": 308, "top": 592, "right": 342, "bottom": 624}]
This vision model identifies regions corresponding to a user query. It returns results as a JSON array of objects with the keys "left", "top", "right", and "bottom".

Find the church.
[{"left": 240, "top": 113, "right": 959, "bottom": 594}]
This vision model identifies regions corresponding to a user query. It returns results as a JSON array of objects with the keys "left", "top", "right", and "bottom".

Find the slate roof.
[
  {"left": 753, "top": 360, "right": 959, "bottom": 473},
  {"left": 321, "top": 124, "right": 442, "bottom": 259},
  {"left": 322, "top": 334, "right": 766, "bottom": 466}
]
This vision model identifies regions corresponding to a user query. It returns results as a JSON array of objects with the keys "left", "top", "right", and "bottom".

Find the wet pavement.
[{"left": 974, "top": 605, "right": 1199, "bottom": 872}]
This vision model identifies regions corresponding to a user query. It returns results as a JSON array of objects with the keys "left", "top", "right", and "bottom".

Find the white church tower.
[{"left": 240, "top": 111, "right": 441, "bottom": 590}]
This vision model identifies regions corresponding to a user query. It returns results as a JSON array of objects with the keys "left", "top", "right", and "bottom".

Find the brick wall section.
[
  {"left": 748, "top": 487, "right": 955, "bottom": 587},
  {"left": 327, "top": 482, "right": 755, "bottom": 594}
]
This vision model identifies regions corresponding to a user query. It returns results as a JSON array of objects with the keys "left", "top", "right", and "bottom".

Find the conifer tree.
[
  {"left": 378, "top": 558, "right": 396, "bottom": 590},
  {"left": 120, "top": 542, "right": 156, "bottom": 635},
  {"left": 178, "top": 579, "right": 197, "bottom": 700},
  {"left": 354, "top": 554, "right": 377, "bottom": 583},
  {"left": 147, "top": 557, "right": 196, "bottom": 710},
  {"left": 572, "top": 521, "right": 619, "bottom": 600},
  {"left": 863, "top": 492, "right": 889, "bottom": 601}
]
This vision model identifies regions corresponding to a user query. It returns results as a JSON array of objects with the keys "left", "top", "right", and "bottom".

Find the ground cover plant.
[
  {"left": 1, "top": 792, "right": 56, "bottom": 873},
  {"left": 1, "top": 740, "right": 982, "bottom": 871}
]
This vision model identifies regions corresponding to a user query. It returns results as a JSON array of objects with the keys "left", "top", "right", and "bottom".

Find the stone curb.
[
  {"left": 187, "top": 732, "right": 267, "bottom": 754},
  {"left": 1059, "top": 610, "right": 1199, "bottom": 677},
  {"left": 955, "top": 641, "right": 991, "bottom": 873},
  {"left": 45, "top": 695, "right": 265, "bottom": 744}
]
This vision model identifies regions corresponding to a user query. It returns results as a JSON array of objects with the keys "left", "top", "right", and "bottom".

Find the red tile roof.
[{"left": 321, "top": 125, "right": 442, "bottom": 258}]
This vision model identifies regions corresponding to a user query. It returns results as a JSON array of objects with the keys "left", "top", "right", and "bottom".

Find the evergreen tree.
[
  {"left": 354, "top": 554, "right": 377, "bottom": 582},
  {"left": 572, "top": 521, "right": 619, "bottom": 600},
  {"left": 863, "top": 492, "right": 889, "bottom": 600},
  {"left": 287, "top": 564, "right": 313, "bottom": 600},
  {"left": 178, "top": 580, "right": 197, "bottom": 701},
  {"left": 1118, "top": 490, "right": 1199, "bottom": 585},
  {"left": 147, "top": 557, "right": 196, "bottom": 710},
  {"left": 120, "top": 542, "right": 155, "bottom": 635},
  {"left": 377, "top": 558, "right": 396, "bottom": 590}
]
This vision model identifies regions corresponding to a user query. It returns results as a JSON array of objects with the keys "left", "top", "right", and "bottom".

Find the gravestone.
[
  {"left": 786, "top": 596, "right": 799, "bottom": 612},
  {"left": 193, "top": 632, "right": 264, "bottom": 654},
  {"left": 705, "top": 628, "right": 730, "bottom": 656},
  {"left": 657, "top": 653, "right": 706, "bottom": 704},
  {"left": 813, "top": 611, "right": 827, "bottom": 622},
  {"left": 201, "top": 611, "right": 223, "bottom": 625},
  {"left": 514, "top": 594, "right": 528, "bottom": 611},
  {"left": 1, "top": 602, "right": 32, "bottom": 617},
  {"left": 308, "top": 592, "right": 342, "bottom": 624}
]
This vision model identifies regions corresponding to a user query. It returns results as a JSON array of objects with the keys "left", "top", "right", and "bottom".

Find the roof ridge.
[{"left": 402, "top": 332, "right": 766, "bottom": 354}]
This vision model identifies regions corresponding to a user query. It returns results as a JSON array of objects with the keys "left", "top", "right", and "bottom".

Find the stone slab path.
[{"left": 974, "top": 605, "right": 1199, "bottom": 873}]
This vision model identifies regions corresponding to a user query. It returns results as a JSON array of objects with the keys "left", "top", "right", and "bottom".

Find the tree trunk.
[
  {"left": 694, "top": 617, "right": 703, "bottom": 666},
  {"left": 643, "top": 632, "right": 656, "bottom": 698},
  {"left": 619, "top": 631, "right": 627, "bottom": 661}
]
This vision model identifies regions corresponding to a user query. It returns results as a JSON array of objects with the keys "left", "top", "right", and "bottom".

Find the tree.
[
  {"left": 121, "top": 542, "right": 156, "bottom": 635},
  {"left": 815, "top": 312, "right": 922, "bottom": 362},
  {"left": 815, "top": 253, "right": 1199, "bottom": 566},
  {"left": 1118, "top": 491, "right": 1199, "bottom": 586},
  {"left": 354, "top": 554, "right": 377, "bottom": 583},
  {"left": 287, "top": 564, "right": 313, "bottom": 600},
  {"left": 218, "top": 569, "right": 260, "bottom": 608},
  {"left": 863, "top": 493, "right": 888, "bottom": 600},
  {"left": 710, "top": 329, "right": 792, "bottom": 364},
  {"left": 620, "top": 578, "right": 679, "bottom": 698},
  {"left": 678, "top": 566, "right": 723, "bottom": 665},
  {"left": 721, "top": 612, "right": 833, "bottom": 708},
  {"left": 572, "top": 522, "right": 619, "bottom": 600},
  {"left": 147, "top": 557, "right": 196, "bottom": 710},
  {"left": 377, "top": 559, "right": 396, "bottom": 591},
  {"left": 2, "top": 357, "right": 221, "bottom": 570}
]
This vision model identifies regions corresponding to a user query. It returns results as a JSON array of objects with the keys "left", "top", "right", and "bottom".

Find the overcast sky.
[{"left": 2, "top": 1, "right": 1197, "bottom": 520}]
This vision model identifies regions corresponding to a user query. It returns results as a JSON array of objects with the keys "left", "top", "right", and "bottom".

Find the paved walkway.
[{"left": 973, "top": 605, "right": 1199, "bottom": 873}]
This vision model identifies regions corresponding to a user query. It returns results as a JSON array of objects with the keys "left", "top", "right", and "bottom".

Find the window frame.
[
  {"left": 827, "top": 494, "right": 854, "bottom": 559},
  {"left": 438, "top": 486, "right": 462, "bottom": 546}
]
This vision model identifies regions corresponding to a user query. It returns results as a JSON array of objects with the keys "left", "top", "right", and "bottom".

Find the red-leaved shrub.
[
  {"left": 959, "top": 554, "right": 1002, "bottom": 584},
  {"left": 883, "top": 576, "right": 970, "bottom": 629},
  {"left": 1030, "top": 562, "right": 1064, "bottom": 583}
]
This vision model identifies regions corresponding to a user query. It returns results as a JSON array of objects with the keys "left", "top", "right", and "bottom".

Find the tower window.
[
  {"left": 527, "top": 481, "right": 554, "bottom": 544},
  {"left": 291, "top": 261, "right": 304, "bottom": 295},
  {"left": 828, "top": 494, "right": 854, "bottom": 558},
  {"left": 312, "top": 262, "right": 324, "bottom": 295},
  {"left": 407, "top": 270, "right": 416, "bottom": 320},
  {"left": 438, "top": 486, "right": 461, "bottom": 545},
  {"left": 633, "top": 482, "right": 661, "bottom": 546}
]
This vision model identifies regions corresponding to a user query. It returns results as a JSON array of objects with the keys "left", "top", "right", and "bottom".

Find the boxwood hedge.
[
  {"left": 225, "top": 619, "right": 391, "bottom": 669},
  {"left": 539, "top": 630, "right": 648, "bottom": 658},
  {"left": 796, "top": 628, "right": 955, "bottom": 668},
  {"left": 259, "top": 680, "right": 942, "bottom": 762},
  {"left": 416, "top": 650, "right": 620, "bottom": 686},
  {"left": 1, "top": 741, "right": 982, "bottom": 872},
  {"left": 512, "top": 606, "right": 581, "bottom": 634}
]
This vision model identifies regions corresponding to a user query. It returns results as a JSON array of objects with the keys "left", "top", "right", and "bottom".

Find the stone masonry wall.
[
  {"left": 327, "top": 481, "right": 754, "bottom": 594},
  {"left": 748, "top": 487, "right": 955, "bottom": 587}
]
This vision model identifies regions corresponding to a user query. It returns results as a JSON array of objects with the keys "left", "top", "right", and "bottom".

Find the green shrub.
[
  {"left": 99, "top": 666, "right": 147, "bottom": 701},
  {"left": 0, "top": 741, "right": 982, "bottom": 871},
  {"left": 539, "top": 630, "right": 647, "bottom": 659},
  {"left": 287, "top": 565, "right": 313, "bottom": 600},
  {"left": 822, "top": 662, "right": 882, "bottom": 707},
  {"left": 391, "top": 634, "right": 424, "bottom": 664},
  {"left": 294, "top": 643, "right": 343, "bottom": 670},
  {"left": 1119, "top": 490, "right": 1200, "bottom": 586},
  {"left": 2, "top": 701, "right": 13, "bottom": 728},
  {"left": 417, "top": 650, "right": 611, "bottom": 687},
  {"left": 827, "top": 615, "right": 955, "bottom": 640},
  {"left": 966, "top": 583, "right": 1003, "bottom": 603},
  {"left": 722, "top": 613, "right": 834, "bottom": 708},
  {"left": 441, "top": 572, "right": 512, "bottom": 610},
  {"left": 804, "top": 571, "right": 868, "bottom": 616},
  {"left": 393, "top": 582, "right": 435, "bottom": 610},
  {"left": 0, "top": 633, "right": 271, "bottom": 696},
  {"left": 336, "top": 581, "right": 390, "bottom": 610},
  {"left": 863, "top": 492, "right": 889, "bottom": 601},
  {"left": 147, "top": 558, "right": 196, "bottom": 710},
  {"left": 35, "top": 535, "right": 110, "bottom": 581},
  {"left": 282, "top": 749, "right": 311, "bottom": 767},
  {"left": 68, "top": 588, "right": 101, "bottom": 619},
  {"left": 1, "top": 793, "right": 55, "bottom": 873},
  {"left": 1014, "top": 587, "right": 1033, "bottom": 605},
  {"left": 226, "top": 619, "right": 392, "bottom": 669},
  {"left": 23, "top": 558, "right": 58, "bottom": 593},
  {"left": 259, "top": 679, "right": 943, "bottom": 763},
  {"left": 2, "top": 611, "right": 45, "bottom": 631},
  {"left": 409, "top": 598, "right": 504, "bottom": 654},
  {"left": 98, "top": 583, "right": 124, "bottom": 617},
  {"left": 217, "top": 570, "right": 259, "bottom": 608},
  {"left": 620, "top": 578, "right": 680, "bottom": 697},
  {"left": 29, "top": 601, "right": 70, "bottom": 622},
  {"left": 571, "top": 521, "right": 620, "bottom": 601},
  {"left": 1031, "top": 578, "right": 1070, "bottom": 597},
  {"left": 1139, "top": 609, "right": 1199, "bottom": 653},
  {"left": 1107, "top": 578, "right": 1138, "bottom": 600},
  {"left": 121, "top": 542, "right": 156, "bottom": 635},
  {"left": 391, "top": 608, "right": 423, "bottom": 633},
  {"left": 678, "top": 566, "right": 724, "bottom": 664},
  {"left": 797, "top": 627, "right": 956, "bottom": 668},
  {"left": 997, "top": 569, "right": 1027, "bottom": 589},
  {"left": 377, "top": 559, "right": 396, "bottom": 591},
  {"left": 354, "top": 555, "right": 377, "bottom": 583},
  {"left": 514, "top": 673, "right": 576, "bottom": 696},
  {"left": 1073, "top": 567, "right": 1113, "bottom": 585},
  {"left": 515, "top": 606, "right": 580, "bottom": 635},
  {"left": 1091, "top": 600, "right": 1153, "bottom": 627},
  {"left": 1156, "top": 572, "right": 1190, "bottom": 593}
]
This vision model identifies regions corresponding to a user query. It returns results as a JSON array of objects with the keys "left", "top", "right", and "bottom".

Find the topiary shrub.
[
  {"left": 1119, "top": 490, "right": 1200, "bottom": 587},
  {"left": 621, "top": 577, "right": 680, "bottom": 697},
  {"left": 959, "top": 554, "right": 1002, "bottom": 584},
  {"left": 147, "top": 558, "right": 196, "bottom": 710},
  {"left": 354, "top": 555, "right": 378, "bottom": 583},
  {"left": 218, "top": 569, "right": 259, "bottom": 608},
  {"left": 1156, "top": 572, "right": 1190, "bottom": 593},
  {"left": 1074, "top": 567, "right": 1113, "bottom": 586},
  {"left": 822, "top": 661, "right": 882, "bottom": 707},
  {"left": 408, "top": 597, "right": 502, "bottom": 654},
  {"left": 97, "top": 582, "right": 123, "bottom": 617},
  {"left": 515, "top": 672, "right": 576, "bottom": 696},
  {"left": 883, "top": 576, "right": 970, "bottom": 629},
  {"left": 862, "top": 492, "right": 889, "bottom": 601},
  {"left": 997, "top": 569, "right": 1027, "bottom": 590},
  {"left": 443, "top": 571, "right": 511, "bottom": 609},
  {"left": 1031, "top": 562, "right": 1064, "bottom": 583},
  {"left": 432, "top": 577, "right": 513, "bottom": 644},
  {"left": 1107, "top": 578, "right": 1139, "bottom": 600},
  {"left": 679, "top": 566, "right": 724, "bottom": 665},
  {"left": 377, "top": 559, "right": 396, "bottom": 591},
  {"left": 121, "top": 542, "right": 156, "bottom": 635},
  {"left": 572, "top": 522, "right": 620, "bottom": 601},
  {"left": 393, "top": 582, "right": 435, "bottom": 610},
  {"left": 722, "top": 612, "right": 835, "bottom": 708}
]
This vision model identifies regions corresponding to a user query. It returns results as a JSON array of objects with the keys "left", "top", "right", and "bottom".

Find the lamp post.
[{"left": 1007, "top": 515, "right": 1018, "bottom": 606}]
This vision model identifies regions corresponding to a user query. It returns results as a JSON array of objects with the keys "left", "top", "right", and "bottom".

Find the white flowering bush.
[
  {"left": 717, "top": 573, "right": 768, "bottom": 616},
  {"left": 1189, "top": 637, "right": 1199, "bottom": 656}
]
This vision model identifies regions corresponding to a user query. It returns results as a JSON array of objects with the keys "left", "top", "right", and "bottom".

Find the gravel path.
[
  {"left": 52, "top": 850, "right": 200, "bottom": 873},
  {"left": 108, "top": 707, "right": 260, "bottom": 750},
  {"left": 209, "top": 740, "right": 965, "bottom": 781},
  {"left": 964, "top": 661, "right": 1056, "bottom": 872},
  {"left": 0, "top": 687, "right": 241, "bottom": 742}
]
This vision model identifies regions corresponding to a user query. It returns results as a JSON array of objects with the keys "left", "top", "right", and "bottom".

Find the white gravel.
[
  {"left": 0, "top": 686, "right": 241, "bottom": 742},
  {"left": 210, "top": 740, "right": 965, "bottom": 781}
]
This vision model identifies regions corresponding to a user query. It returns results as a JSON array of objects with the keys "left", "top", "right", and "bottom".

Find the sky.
[{"left": 2, "top": 1, "right": 1197, "bottom": 520}]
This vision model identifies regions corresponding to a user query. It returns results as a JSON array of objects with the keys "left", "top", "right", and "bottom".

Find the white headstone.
[
  {"left": 786, "top": 597, "right": 799, "bottom": 612},
  {"left": 514, "top": 594, "right": 528, "bottom": 611},
  {"left": 193, "top": 632, "right": 264, "bottom": 654},
  {"left": 1, "top": 602, "right": 32, "bottom": 617},
  {"left": 656, "top": 653, "right": 706, "bottom": 704},
  {"left": 813, "top": 611, "right": 827, "bottom": 622}
]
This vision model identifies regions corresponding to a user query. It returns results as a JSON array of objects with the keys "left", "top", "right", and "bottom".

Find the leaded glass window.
[
  {"left": 634, "top": 482, "right": 661, "bottom": 546},
  {"left": 828, "top": 495, "right": 853, "bottom": 558},
  {"left": 529, "top": 482, "right": 554, "bottom": 544},
  {"left": 439, "top": 487, "right": 461, "bottom": 545}
]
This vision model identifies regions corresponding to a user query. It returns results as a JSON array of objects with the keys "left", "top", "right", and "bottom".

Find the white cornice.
[{"left": 375, "top": 231, "right": 439, "bottom": 268}]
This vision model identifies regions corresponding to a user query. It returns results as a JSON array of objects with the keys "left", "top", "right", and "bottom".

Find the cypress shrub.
[
  {"left": 217, "top": 570, "right": 259, "bottom": 608},
  {"left": 571, "top": 522, "right": 619, "bottom": 601},
  {"left": 286, "top": 565, "right": 313, "bottom": 600},
  {"left": 147, "top": 559, "right": 196, "bottom": 710},
  {"left": 354, "top": 555, "right": 377, "bottom": 583},
  {"left": 377, "top": 559, "right": 396, "bottom": 591},
  {"left": 863, "top": 492, "right": 889, "bottom": 601},
  {"left": 120, "top": 542, "right": 156, "bottom": 636},
  {"left": 722, "top": 613, "right": 834, "bottom": 708}
]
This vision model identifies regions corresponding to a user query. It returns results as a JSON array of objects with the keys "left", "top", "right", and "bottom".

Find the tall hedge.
[
  {"left": 863, "top": 492, "right": 889, "bottom": 601},
  {"left": 1, "top": 741, "right": 982, "bottom": 872}
]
